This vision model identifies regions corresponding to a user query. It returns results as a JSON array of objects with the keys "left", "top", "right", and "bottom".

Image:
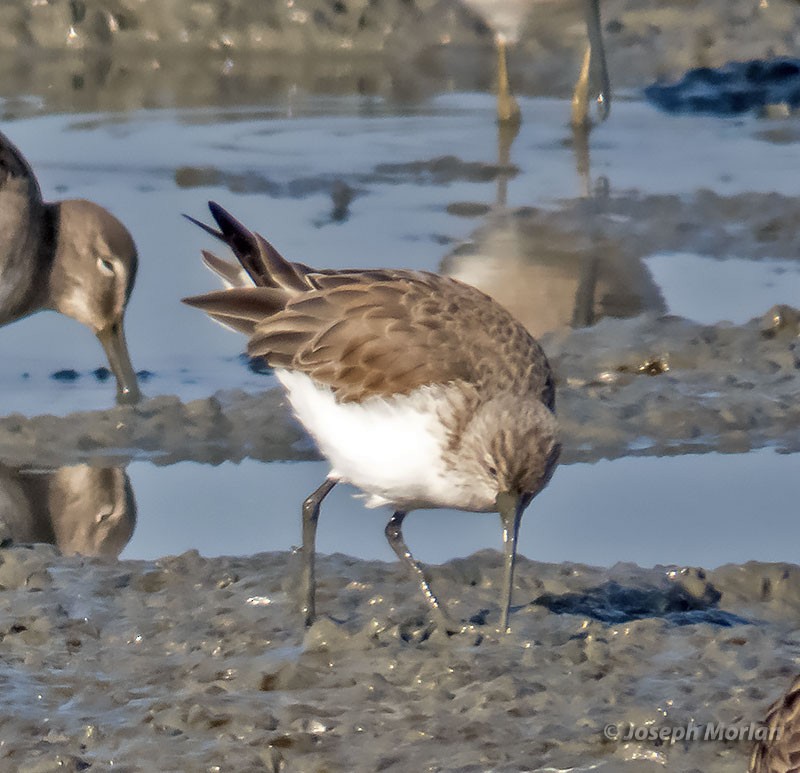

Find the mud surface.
[
  {"left": 2, "top": 545, "right": 799, "bottom": 771},
  {"left": 0, "top": 303, "right": 798, "bottom": 469}
]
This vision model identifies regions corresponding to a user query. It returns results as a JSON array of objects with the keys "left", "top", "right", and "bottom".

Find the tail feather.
[
  {"left": 204, "top": 201, "right": 311, "bottom": 292},
  {"left": 185, "top": 202, "right": 317, "bottom": 293},
  {"left": 183, "top": 286, "right": 288, "bottom": 322},
  {"left": 201, "top": 250, "right": 251, "bottom": 289},
  {"left": 182, "top": 286, "right": 289, "bottom": 336},
  {"left": 206, "top": 203, "right": 261, "bottom": 277},
  {"left": 183, "top": 213, "right": 224, "bottom": 243},
  {"left": 252, "top": 231, "right": 310, "bottom": 292},
  {"left": 203, "top": 313, "right": 258, "bottom": 337}
]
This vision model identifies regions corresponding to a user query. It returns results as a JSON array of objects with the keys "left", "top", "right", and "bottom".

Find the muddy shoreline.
[
  {"left": 1, "top": 545, "right": 798, "bottom": 771},
  {"left": 1, "top": 303, "right": 797, "bottom": 469},
  {"left": 2, "top": 0, "right": 800, "bottom": 115}
]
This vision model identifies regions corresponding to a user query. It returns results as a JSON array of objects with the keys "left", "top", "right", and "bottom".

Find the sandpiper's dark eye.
[
  {"left": 487, "top": 465, "right": 498, "bottom": 479},
  {"left": 96, "top": 506, "right": 114, "bottom": 524},
  {"left": 97, "top": 257, "right": 115, "bottom": 276}
]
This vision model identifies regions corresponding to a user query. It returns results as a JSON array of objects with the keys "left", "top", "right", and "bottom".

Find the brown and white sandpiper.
[
  {"left": 750, "top": 673, "right": 800, "bottom": 772},
  {"left": 183, "top": 202, "right": 560, "bottom": 632},
  {"left": 0, "top": 129, "right": 140, "bottom": 403}
]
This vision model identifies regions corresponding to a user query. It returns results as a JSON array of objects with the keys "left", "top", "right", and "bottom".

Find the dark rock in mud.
[
  {"left": 645, "top": 58, "right": 800, "bottom": 116},
  {"left": 50, "top": 369, "right": 81, "bottom": 383}
]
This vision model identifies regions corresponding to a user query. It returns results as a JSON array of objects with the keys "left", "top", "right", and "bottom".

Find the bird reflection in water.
[
  {"left": 0, "top": 464, "right": 135, "bottom": 558},
  {"left": 442, "top": 119, "right": 665, "bottom": 340}
]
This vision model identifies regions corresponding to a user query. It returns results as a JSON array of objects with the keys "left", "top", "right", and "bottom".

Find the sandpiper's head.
[
  {"left": 47, "top": 199, "right": 141, "bottom": 404},
  {"left": 458, "top": 395, "right": 560, "bottom": 514}
]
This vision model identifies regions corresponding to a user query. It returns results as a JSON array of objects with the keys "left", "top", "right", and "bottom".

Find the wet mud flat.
[
  {"left": 0, "top": 121, "right": 796, "bottom": 768},
  {"left": 1, "top": 545, "right": 798, "bottom": 771},
  {"left": 1, "top": 302, "right": 797, "bottom": 468},
  {"left": 0, "top": 2, "right": 798, "bottom": 771}
]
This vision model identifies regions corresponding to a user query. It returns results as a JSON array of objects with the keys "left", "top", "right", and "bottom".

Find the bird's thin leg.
[
  {"left": 571, "top": 45, "right": 593, "bottom": 129},
  {"left": 496, "top": 35, "right": 521, "bottom": 125},
  {"left": 301, "top": 477, "right": 337, "bottom": 626},
  {"left": 385, "top": 511, "right": 456, "bottom": 629},
  {"left": 498, "top": 501, "right": 525, "bottom": 632},
  {"left": 586, "top": 0, "right": 611, "bottom": 122},
  {"left": 570, "top": 119, "right": 591, "bottom": 197}
]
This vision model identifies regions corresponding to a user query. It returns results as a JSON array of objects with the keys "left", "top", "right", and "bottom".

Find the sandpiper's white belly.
[
  {"left": 277, "top": 369, "right": 461, "bottom": 511},
  {"left": 461, "top": 0, "right": 535, "bottom": 44}
]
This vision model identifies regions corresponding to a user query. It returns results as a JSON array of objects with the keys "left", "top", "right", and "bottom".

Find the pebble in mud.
[
  {"left": 761, "top": 304, "right": 800, "bottom": 339},
  {"left": 0, "top": 548, "right": 797, "bottom": 770},
  {"left": 0, "top": 544, "right": 55, "bottom": 590}
]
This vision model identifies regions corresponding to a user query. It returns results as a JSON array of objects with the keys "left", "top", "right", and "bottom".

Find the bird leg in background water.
[
  {"left": 496, "top": 36, "right": 521, "bottom": 124},
  {"left": 495, "top": 119, "right": 521, "bottom": 207},
  {"left": 493, "top": 0, "right": 611, "bottom": 127},
  {"left": 572, "top": 0, "right": 611, "bottom": 128}
]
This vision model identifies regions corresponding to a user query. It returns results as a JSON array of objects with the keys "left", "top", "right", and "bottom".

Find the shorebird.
[
  {"left": 463, "top": 0, "right": 611, "bottom": 126},
  {"left": 184, "top": 202, "right": 560, "bottom": 632},
  {"left": 0, "top": 464, "right": 136, "bottom": 558},
  {"left": 0, "top": 129, "right": 140, "bottom": 404},
  {"left": 750, "top": 673, "right": 800, "bottom": 772}
]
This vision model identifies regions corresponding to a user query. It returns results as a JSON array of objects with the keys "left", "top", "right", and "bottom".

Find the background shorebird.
[
  {"left": 0, "top": 130, "right": 141, "bottom": 404},
  {"left": 184, "top": 201, "right": 561, "bottom": 632},
  {"left": 462, "top": 0, "right": 611, "bottom": 126},
  {"left": 750, "top": 673, "right": 800, "bottom": 772}
]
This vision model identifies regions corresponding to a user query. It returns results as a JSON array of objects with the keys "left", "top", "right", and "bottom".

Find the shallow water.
[
  {"left": 1, "top": 96, "right": 799, "bottom": 414},
  {"left": 645, "top": 252, "right": 800, "bottom": 325},
  {"left": 119, "top": 448, "right": 799, "bottom": 567},
  {"left": 0, "top": 90, "right": 798, "bottom": 570},
  {"left": 6, "top": 449, "right": 796, "bottom": 570}
]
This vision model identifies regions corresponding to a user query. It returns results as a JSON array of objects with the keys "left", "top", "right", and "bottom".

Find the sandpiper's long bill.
[
  {"left": 0, "top": 130, "right": 140, "bottom": 404},
  {"left": 184, "top": 202, "right": 560, "bottom": 631}
]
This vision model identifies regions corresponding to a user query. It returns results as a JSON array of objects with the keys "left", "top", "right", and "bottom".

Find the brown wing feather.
[
  {"left": 247, "top": 270, "right": 553, "bottom": 405},
  {"left": 184, "top": 202, "right": 555, "bottom": 407}
]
